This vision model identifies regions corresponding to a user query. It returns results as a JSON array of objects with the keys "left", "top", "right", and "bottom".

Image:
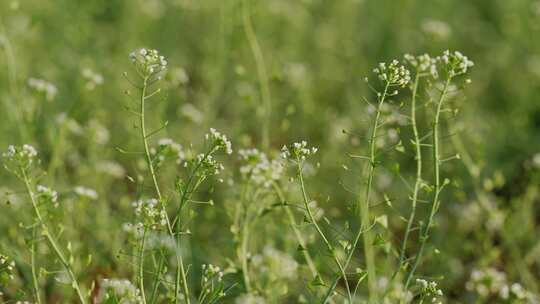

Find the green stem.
[
  {"left": 272, "top": 182, "right": 320, "bottom": 280},
  {"left": 139, "top": 76, "right": 190, "bottom": 304},
  {"left": 296, "top": 161, "right": 351, "bottom": 302},
  {"left": 21, "top": 168, "right": 86, "bottom": 304},
  {"left": 31, "top": 226, "right": 41, "bottom": 304},
  {"left": 139, "top": 227, "right": 148, "bottom": 304},
  {"left": 404, "top": 77, "right": 451, "bottom": 289},
  {"left": 240, "top": 214, "right": 252, "bottom": 293},
  {"left": 149, "top": 252, "right": 165, "bottom": 304},
  {"left": 395, "top": 73, "right": 422, "bottom": 276},
  {"left": 322, "top": 83, "right": 390, "bottom": 304},
  {"left": 242, "top": 0, "right": 272, "bottom": 149}
]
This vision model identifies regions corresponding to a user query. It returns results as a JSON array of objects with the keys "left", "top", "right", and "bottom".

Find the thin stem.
[
  {"left": 31, "top": 226, "right": 41, "bottom": 304},
  {"left": 272, "top": 182, "right": 319, "bottom": 280},
  {"left": 149, "top": 252, "right": 165, "bottom": 304},
  {"left": 395, "top": 73, "right": 422, "bottom": 277},
  {"left": 242, "top": 0, "right": 272, "bottom": 149},
  {"left": 139, "top": 227, "right": 148, "bottom": 304},
  {"left": 21, "top": 168, "right": 87, "bottom": 304},
  {"left": 139, "top": 76, "right": 190, "bottom": 304},
  {"left": 240, "top": 212, "right": 252, "bottom": 293},
  {"left": 295, "top": 161, "right": 352, "bottom": 302},
  {"left": 404, "top": 77, "right": 452, "bottom": 289},
  {"left": 357, "top": 84, "right": 389, "bottom": 303},
  {"left": 322, "top": 83, "right": 390, "bottom": 304}
]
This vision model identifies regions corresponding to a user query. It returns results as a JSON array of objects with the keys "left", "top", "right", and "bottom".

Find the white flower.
[
  {"left": 439, "top": 50, "right": 474, "bottom": 76},
  {"left": 81, "top": 68, "right": 104, "bottom": 91},
  {"left": 372, "top": 59, "right": 411, "bottom": 87},
  {"left": 281, "top": 141, "right": 318, "bottom": 162},
  {"left": 205, "top": 128, "right": 233, "bottom": 154},
  {"left": 129, "top": 48, "right": 167, "bottom": 77},
  {"left": 131, "top": 198, "right": 167, "bottom": 229},
  {"left": 101, "top": 278, "right": 142, "bottom": 303},
  {"left": 36, "top": 185, "right": 58, "bottom": 203},
  {"left": 238, "top": 148, "right": 283, "bottom": 188},
  {"left": 28, "top": 77, "right": 58, "bottom": 101},
  {"left": 74, "top": 186, "right": 98, "bottom": 200}
]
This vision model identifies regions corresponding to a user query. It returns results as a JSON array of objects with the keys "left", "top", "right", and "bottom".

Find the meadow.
[{"left": 1, "top": 0, "right": 540, "bottom": 303}]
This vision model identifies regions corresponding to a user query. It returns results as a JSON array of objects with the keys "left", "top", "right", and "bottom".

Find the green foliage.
[{"left": 1, "top": 0, "right": 540, "bottom": 303}]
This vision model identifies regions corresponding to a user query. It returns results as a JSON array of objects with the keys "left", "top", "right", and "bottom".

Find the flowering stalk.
[
  {"left": 31, "top": 226, "right": 41, "bottom": 304},
  {"left": 403, "top": 76, "right": 450, "bottom": 288},
  {"left": 395, "top": 70, "right": 422, "bottom": 277},
  {"left": 282, "top": 142, "right": 351, "bottom": 302},
  {"left": 322, "top": 60, "right": 411, "bottom": 303},
  {"left": 271, "top": 182, "right": 320, "bottom": 281},
  {"left": 404, "top": 51, "right": 473, "bottom": 288},
  {"left": 128, "top": 48, "right": 191, "bottom": 304},
  {"left": 20, "top": 166, "right": 87, "bottom": 304}
]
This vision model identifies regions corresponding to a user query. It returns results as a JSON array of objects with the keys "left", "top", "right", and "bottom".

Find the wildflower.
[
  {"left": 96, "top": 161, "right": 126, "bottom": 178},
  {"left": 131, "top": 198, "right": 168, "bottom": 230},
  {"left": 81, "top": 68, "right": 104, "bottom": 90},
  {"left": 100, "top": 278, "right": 142, "bottom": 303},
  {"left": 281, "top": 141, "right": 318, "bottom": 162},
  {"left": 421, "top": 19, "right": 452, "bottom": 40},
  {"left": 155, "top": 138, "right": 185, "bottom": 164},
  {"left": 74, "top": 186, "right": 98, "bottom": 200},
  {"left": 238, "top": 148, "right": 283, "bottom": 188},
  {"left": 235, "top": 294, "right": 266, "bottom": 304},
  {"left": 372, "top": 59, "right": 411, "bottom": 87},
  {"left": 36, "top": 185, "right": 58, "bottom": 204},
  {"left": 205, "top": 128, "right": 233, "bottom": 154},
  {"left": 2, "top": 144, "right": 38, "bottom": 167},
  {"left": 129, "top": 48, "right": 167, "bottom": 77},
  {"left": 416, "top": 278, "right": 444, "bottom": 303},
  {"left": 439, "top": 50, "right": 474, "bottom": 77},
  {"left": 28, "top": 77, "right": 57, "bottom": 101},
  {"left": 0, "top": 254, "right": 16, "bottom": 282},
  {"left": 404, "top": 53, "right": 439, "bottom": 78}
]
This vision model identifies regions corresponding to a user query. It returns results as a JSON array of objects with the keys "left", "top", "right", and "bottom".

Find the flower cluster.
[
  {"left": 74, "top": 186, "right": 98, "bottom": 200},
  {"left": 100, "top": 278, "right": 142, "bottom": 304},
  {"left": 2, "top": 144, "right": 38, "bottom": 168},
  {"left": 416, "top": 279, "right": 443, "bottom": 304},
  {"left": 81, "top": 68, "right": 104, "bottom": 91},
  {"left": 439, "top": 50, "right": 474, "bottom": 76},
  {"left": 28, "top": 77, "right": 58, "bottom": 101},
  {"left": 281, "top": 141, "right": 318, "bottom": 162},
  {"left": 129, "top": 48, "right": 168, "bottom": 77},
  {"left": 372, "top": 60, "right": 411, "bottom": 87},
  {"left": 196, "top": 153, "right": 225, "bottom": 176},
  {"left": 404, "top": 53, "right": 439, "bottom": 78},
  {"left": 235, "top": 294, "right": 266, "bottom": 304},
  {"left": 132, "top": 198, "right": 168, "bottom": 230},
  {"left": 205, "top": 128, "right": 233, "bottom": 155},
  {"left": 0, "top": 254, "right": 16, "bottom": 285},
  {"left": 251, "top": 246, "right": 298, "bottom": 282},
  {"left": 466, "top": 268, "right": 535, "bottom": 301},
  {"left": 36, "top": 185, "right": 59, "bottom": 206},
  {"left": 238, "top": 148, "right": 283, "bottom": 188},
  {"left": 199, "top": 264, "right": 226, "bottom": 303},
  {"left": 152, "top": 138, "right": 185, "bottom": 165}
]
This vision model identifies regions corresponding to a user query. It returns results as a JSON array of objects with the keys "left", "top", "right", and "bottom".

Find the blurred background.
[{"left": 1, "top": 0, "right": 540, "bottom": 302}]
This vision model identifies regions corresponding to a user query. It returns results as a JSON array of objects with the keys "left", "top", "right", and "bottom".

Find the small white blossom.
[
  {"left": 372, "top": 59, "right": 411, "bottom": 87},
  {"left": 100, "top": 278, "right": 142, "bottom": 303},
  {"left": 74, "top": 186, "right": 98, "bottom": 200},
  {"left": 129, "top": 48, "right": 167, "bottom": 77},
  {"left": 28, "top": 77, "right": 57, "bottom": 101},
  {"left": 281, "top": 141, "right": 318, "bottom": 162},
  {"left": 205, "top": 128, "right": 233, "bottom": 154}
]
